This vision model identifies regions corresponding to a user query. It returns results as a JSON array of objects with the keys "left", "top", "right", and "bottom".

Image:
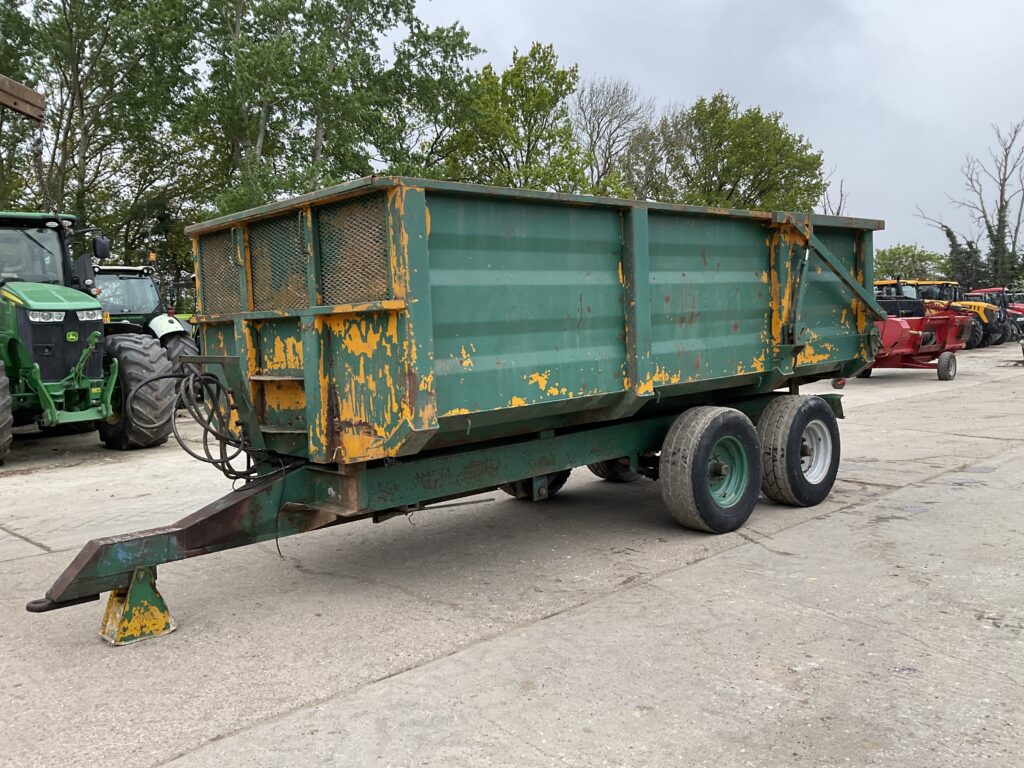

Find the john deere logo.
[{"left": 66, "top": 331, "right": 79, "bottom": 342}]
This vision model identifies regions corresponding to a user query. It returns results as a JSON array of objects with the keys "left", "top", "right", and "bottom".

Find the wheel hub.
[
  {"left": 707, "top": 435, "right": 748, "bottom": 508},
  {"left": 799, "top": 419, "right": 832, "bottom": 484}
]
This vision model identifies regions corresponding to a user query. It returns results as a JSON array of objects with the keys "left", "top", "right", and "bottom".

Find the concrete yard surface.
[{"left": 1, "top": 344, "right": 1022, "bottom": 767}]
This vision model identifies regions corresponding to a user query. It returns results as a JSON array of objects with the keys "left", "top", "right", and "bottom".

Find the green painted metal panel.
[{"left": 425, "top": 193, "right": 628, "bottom": 415}]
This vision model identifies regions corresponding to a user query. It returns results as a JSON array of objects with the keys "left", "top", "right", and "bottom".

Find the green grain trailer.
[{"left": 28, "top": 177, "right": 885, "bottom": 644}]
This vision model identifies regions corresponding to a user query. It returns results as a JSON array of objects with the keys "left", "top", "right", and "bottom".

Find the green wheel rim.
[{"left": 706, "top": 435, "right": 749, "bottom": 508}]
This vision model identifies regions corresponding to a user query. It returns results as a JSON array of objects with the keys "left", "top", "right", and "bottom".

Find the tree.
[
  {"left": 443, "top": 43, "right": 587, "bottom": 193},
  {"left": 0, "top": 0, "right": 39, "bottom": 208},
  {"left": 571, "top": 77, "right": 651, "bottom": 196},
  {"left": 622, "top": 92, "right": 827, "bottom": 210},
  {"left": 31, "top": 0, "right": 198, "bottom": 222},
  {"left": 375, "top": 22, "right": 479, "bottom": 177},
  {"left": 952, "top": 121, "right": 1023, "bottom": 285},
  {"left": 942, "top": 228, "right": 989, "bottom": 289},
  {"left": 873, "top": 243, "right": 950, "bottom": 281},
  {"left": 921, "top": 121, "right": 1024, "bottom": 287}
]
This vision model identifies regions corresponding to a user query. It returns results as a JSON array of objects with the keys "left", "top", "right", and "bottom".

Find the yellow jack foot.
[{"left": 99, "top": 566, "right": 176, "bottom": 645}]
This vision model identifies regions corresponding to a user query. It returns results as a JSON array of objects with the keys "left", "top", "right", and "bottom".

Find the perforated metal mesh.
[
  {"left": 248, "top": 214, "right": 308, "bottom": 310},
  {"left": 317, "top": 195, "right": 390, "bottom": 305},
  {"left": 197, "top": 230, "right": 242, "bottom": 315}
]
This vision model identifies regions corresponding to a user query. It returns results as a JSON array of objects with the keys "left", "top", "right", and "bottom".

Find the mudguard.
[{"left": 147, "top": 314, "right": 188, "bottom": 340}]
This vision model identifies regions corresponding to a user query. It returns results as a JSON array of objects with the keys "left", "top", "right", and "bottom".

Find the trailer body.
[{"left": 191, "top": 177, "right": 880, "bottom": 467}]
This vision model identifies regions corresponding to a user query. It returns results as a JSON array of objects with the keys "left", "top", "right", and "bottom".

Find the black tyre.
[
  {"left": 500, "top": 469, "right": 572, "bottom": 501},
  {"left": 99, "top": 335, "right": 175, "bottom": 450},
  {"left": 757, "top": 395, "right": 840, "bottom": 507},
  {"left": 660, "top": 407, "right": 761, "bottom": 533},
  {"left": 162, "top": 332, "right": 200, "bottom": 374},
  {"left": 936, "top": 351, "right": 957, "bottom": 381},
  {"left": 987, "top": 326, "right": 1004, "bottom": 346},
  {"left": 0, "top": 361, "right": 12, "bottom": 465},
  {"left": 856, "top": 367, "right": 873, "bottom": 379},
  {"left": 587, "top": 458, "right": 641, "bottom": 483},
  {"left": 966, "top": 318, "right": 984, "bottom": 349}
]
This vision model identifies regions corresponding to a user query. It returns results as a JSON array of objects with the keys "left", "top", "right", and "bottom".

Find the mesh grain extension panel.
[{"left": 194, "top": 191, "right": 391, "bottom": 314}]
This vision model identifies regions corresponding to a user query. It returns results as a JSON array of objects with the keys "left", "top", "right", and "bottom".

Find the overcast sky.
[{"left": 417, "top": 0, "right": 1024, "bottom": 252}]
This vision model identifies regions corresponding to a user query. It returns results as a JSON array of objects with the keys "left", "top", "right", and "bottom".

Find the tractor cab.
[{"left": 95, "top": 265, "right": 167, "bottom": 329}]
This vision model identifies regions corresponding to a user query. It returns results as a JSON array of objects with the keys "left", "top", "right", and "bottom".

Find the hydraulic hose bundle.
[{"left": 125, "top": 366, "right": 293, "bottom": 483}]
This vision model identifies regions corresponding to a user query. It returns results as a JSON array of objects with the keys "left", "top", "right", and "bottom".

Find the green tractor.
[
  {"left": 0, "top": 212, "right": 175, "bottom": 464},
  {"left": 93, "top": 264, "right": 200, "bottom": 371}
]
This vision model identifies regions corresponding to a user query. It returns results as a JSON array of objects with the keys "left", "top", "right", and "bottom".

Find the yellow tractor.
[{"left": 874, "top": 279, "right": 1003, "bottom": 348}]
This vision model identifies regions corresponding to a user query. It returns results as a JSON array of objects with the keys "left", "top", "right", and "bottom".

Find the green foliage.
[
  {"left": 942, "top": 227, "right": 990, "bottom": 289},
  {"left": 873, "top": 243, "right": 950, "bottom": 281},
  {"left": 0, "top": 0, "right": 39, "bottom": 208},
  {"left": 442, "top": 43, "right": 587, "bottom": 193},
  {"left": 623, "top": 92, "right": 827, "bottom": 210}
]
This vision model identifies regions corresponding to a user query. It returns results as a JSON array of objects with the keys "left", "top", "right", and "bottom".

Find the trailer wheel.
[
  {"left": 757, "top": 396, "right": 840, "bottom": 507},
  {"left": 936, "top": 351, "right": 957, "bottom": 381},
  {"left": 99, "top": 335, "right": 175, "bottom": 450},
  {"left": 0, "top": 361, "right": 12, "bottom": 465},
  {"left": 587, "top": 458, "right": 641, "bottom": 483},
  {"left": 500, "top": 470, "right": 572, "bottom": 501},
  {"left": 659, "top": 407, "right": 761, "bottom": 533}
]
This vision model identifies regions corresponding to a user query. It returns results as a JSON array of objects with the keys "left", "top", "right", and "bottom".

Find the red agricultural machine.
[{"left": 834, "top": 286, "right": 969, "bottom": 386}]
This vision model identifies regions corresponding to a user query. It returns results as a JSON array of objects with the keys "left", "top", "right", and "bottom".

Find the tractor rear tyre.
[
  {"left": 162, "top": 332, "right": 200, "bottom": 375},
  {"left": 757, "top": 395, "right": 840, "bottom": 507},
  {"left": 966, "top": 318, "right": 984, "bottom": 349},
  {"left": 660, "top": 407, "right": 761, "bottom": 533},
  {"left": 0, "top": 361, "right": 12, "bottom": 465},
  {"left": 936, "top": 351, "right": 957, "bottom": 381},
  {"left": 99, "top": 335, "right": 175, "bottom": 450},
  {"left": 587, "top": 458, "right": 641, "bottom": 483}
]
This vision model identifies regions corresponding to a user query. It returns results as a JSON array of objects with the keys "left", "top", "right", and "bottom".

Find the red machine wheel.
[{"left": 937, "top": 351, "right": 957, "bottom": 381}]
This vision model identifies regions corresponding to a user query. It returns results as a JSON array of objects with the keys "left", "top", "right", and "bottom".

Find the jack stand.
[{"left": 99, "top": 566, "right": 175, "bottom": 645}]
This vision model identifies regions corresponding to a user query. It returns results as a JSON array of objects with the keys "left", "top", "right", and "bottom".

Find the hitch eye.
[{"left": 27, "top": 310, "right": 65, "bottom": 322}]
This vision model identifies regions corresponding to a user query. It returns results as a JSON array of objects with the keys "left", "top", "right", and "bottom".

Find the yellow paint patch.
[
  {"left": 795, "top": 343, "right": 833, "bottom": 366},
  {"left": 443, "top": 407, "right": 471, "bottom": 416},
  {"left": 261, "top": 379, "right": 305, "bottom": 411},
  {"left": 265, "top": 336, "right": 303, "bottom": 371},
  {"left": 459, "top": 345, "right": 474, "bottom": 368},
  {"left": 119, "top": 601, "right": 172, "bottom": 639},
  {"left": 527, "top": 371, "right": 550, "bottom": 390},
  {"left": 509, "top": 396, "right": 527, "bottom": 407}
]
